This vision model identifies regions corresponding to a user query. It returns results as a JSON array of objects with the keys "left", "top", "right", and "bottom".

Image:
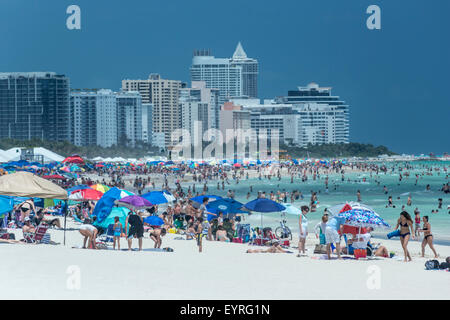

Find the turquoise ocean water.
[{"left": 188, "top": 161, "right": 450, "bottom": 244}]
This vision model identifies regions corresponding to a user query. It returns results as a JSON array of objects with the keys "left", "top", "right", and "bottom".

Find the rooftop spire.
[{"left": 232, "top": 42, "right": 247, "bottom": 60}]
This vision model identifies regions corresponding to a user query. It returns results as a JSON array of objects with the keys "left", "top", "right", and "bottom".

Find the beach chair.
[
  {"left": 23, "top": 223, "right": 49, "bottom": 244},
  {"left": 97, "top": 224, "right": 115, "bottom": 244}
]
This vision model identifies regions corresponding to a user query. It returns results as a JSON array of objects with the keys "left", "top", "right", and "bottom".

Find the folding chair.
[{"left": 23, "top": 223, "right": 49, "bottom": 244}]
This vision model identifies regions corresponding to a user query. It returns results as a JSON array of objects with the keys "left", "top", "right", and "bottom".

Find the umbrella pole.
[{"left": 63, "top": 200, "right": 68, "bottom": 246}]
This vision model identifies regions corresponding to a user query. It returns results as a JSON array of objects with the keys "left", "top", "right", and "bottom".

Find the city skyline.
[{"left": 1, "top": 1, "right": 449, "bottom": 154}]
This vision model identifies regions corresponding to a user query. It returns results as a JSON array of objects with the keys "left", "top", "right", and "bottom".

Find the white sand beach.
[{"left": 1, "top": 218, "right": 449, "bottom": 300}]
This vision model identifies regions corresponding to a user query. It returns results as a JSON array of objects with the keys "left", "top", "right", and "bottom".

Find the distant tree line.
[{"left": 280, "top": 142, "right": 396, "bottom": 158}]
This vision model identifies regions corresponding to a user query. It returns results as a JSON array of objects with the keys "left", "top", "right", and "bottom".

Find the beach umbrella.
[
  {"left": 93, "top": 207, "right": 130, "bottom": 230},
  {"left": 115, "top": 195, "right": 153, "bottom": 211},
  {"left": 190, "top": 195, "right": 222, "bottom": 209},
  {"left": 143, "top": 215, "right": 164, "bottom": 226},
  {"left": 190, "top": 195, "right": 222, "bottom": 204},
  {"left": 118, "top": 189, "right": 134, "bottom": 198},
  {"left": 206, "top": 198, "right": 246, "bottom": 215},
  {"left": 91, "top": 184, "right": 110, "bottom": 193},
  {"left": 243, "top": 198, "right": 286, "bottom": 213},
  {"left": 62, "top": 155, "right": 84, "bottom": 164},
  {"left": 69, "top": 188, "right": 104, "bottom": 201},
  {"left": 206, "top": 198, "right": 248, "bottom": 221},
  {"left": 141, "top": 191, "right": 175, "bottom": 205},
  {"left": 244, "top": 198, "right": 286, "bottom": 233},
  {"left": 282, "top": 203, "right": 302, "bottom": 216},
  {"left": 0, "top": 195, "right": 13, "bottom": 218},
  {"left": 66, "top": 185, "right": 92, "bottom": 194},
  {"left": 336, "top": 208, "right": 390, "bottom": 229},
  {"left": 328, "top": 202, "right": 378, "bottom": 217},
  {"left": 70, "top": 165, "right": 82, "bottom": 172}
]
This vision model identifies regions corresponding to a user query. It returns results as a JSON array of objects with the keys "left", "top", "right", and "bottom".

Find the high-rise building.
[
  {"left": 230, "top": 42, "right": 258, "bottom": 99},
  {"left": 142, "top": 103, "right": 153, "bottom": 144},
  {"left": 190, "top": 43, "right": 258, "bottom": 104},
  {"left": 70, "top": 89, "right": 118, "bottom": 148},
  {"left": 180, "top": 81, "right": 220, "bottom": 142},
  {"left": 0, "top": 72, "right": 70, "bottom": 141},
  {"left": 116, "top": 91, "right": 142, "bottom": 147},
  {"left": 219, "top": 101, "right": 251, "bottom": 136},
  {"left": 122, "top": 74, "right": 183, "bottom": 146},
  {"left": 276, "top": 82, "right": 350, "bottom": 145}
]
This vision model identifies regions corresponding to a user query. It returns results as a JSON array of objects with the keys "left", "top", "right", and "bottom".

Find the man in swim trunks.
[
  {"left": 150, "top": 228, "right": 166, "bottom": 249},
  {"left": 325, "top": 215, "right": 346, "bottom": 260},
  {"left": 126, "top": 211, "right": 144, "bottom": 251}
]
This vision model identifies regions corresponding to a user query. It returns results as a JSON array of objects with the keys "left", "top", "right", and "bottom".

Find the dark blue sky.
[{"left": 1, "top": 0, "right": 449, "bottom": 154}]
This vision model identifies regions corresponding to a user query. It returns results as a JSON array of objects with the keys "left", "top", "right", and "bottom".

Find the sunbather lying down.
[{"left": 247, "top": 242, "right": 293, "bottom": 254}]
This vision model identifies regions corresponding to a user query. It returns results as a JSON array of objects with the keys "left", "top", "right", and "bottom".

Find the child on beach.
[{"left": 113, "top": 216, "right": 123, "bottom": 250}]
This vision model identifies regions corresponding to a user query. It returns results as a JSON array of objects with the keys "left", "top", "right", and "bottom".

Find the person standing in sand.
[
  {"left": 418, "top": 216, "right": 438, "bottom": 259},
  {"left": 126, "top": 210, "right": 144, "bottom": 251},
  {"left": 113, "top": 216, "right": 123, "bottom": 250},
  {"left": 393, "top": 211, "right": 415, "bottom": 262},
  {"left": 297, "top": 206, "right": 309, "bottom": 257},
  {"left": 325, "top": 215, "right": 346, "bottom": 260}
]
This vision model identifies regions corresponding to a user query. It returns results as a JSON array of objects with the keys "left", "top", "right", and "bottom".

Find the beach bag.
[
  {"left": 41, "top": 233, "right": 51, "bottom": 244},
  {"left": 439, "top": 262, "right": 450, "bottom": 270},
  {"left": 314, "top": 244, "right": 327, "bottom": 254},
  {"left": 425, "top": 260, "right": 440, "bottom": 270}
]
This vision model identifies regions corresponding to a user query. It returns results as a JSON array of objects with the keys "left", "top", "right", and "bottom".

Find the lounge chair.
[
  {"left": 97, "top": 224, "right": 115, "bottom": 244},
  {"left": 23, "top": 223, "right": 49, "bottom": 244}
]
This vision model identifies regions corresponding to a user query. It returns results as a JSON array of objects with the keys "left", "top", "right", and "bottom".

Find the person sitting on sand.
[
  {"left": 246, "top": 241, "right": 291, "bottom": 253},
  {"left": 186, "top": 222, "right": 196, "bottom": 240},
  {"left": 22, "top": 217, "right": 35, "bottom": 234},
  {"left": 79, "top": 219, "right": 98, "bottom": 249},
  {"left": 150, "top": 228, "right": 166, "bottom": 248},
  {"left": 351, "top": 227, "right": 389, "bottom": 258},
  {"left": 33, "top": 210, "right": 61, "bottom": 229},
  {"left": 17, "top": 199, "right": 37, "bottom": 223},
  {"left": 215, "top": 225, "right": 230, "bottom": 242}
]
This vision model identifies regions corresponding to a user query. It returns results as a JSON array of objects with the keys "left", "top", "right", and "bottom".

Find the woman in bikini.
[
  {"left": 394, "top": 211, "right": 415, "bottom": 262},
  {"left": 418, "top": 216, "right": 438, "bottom": 258},
  {"left": 17, "top": 199, "right": 37, "bottom": 223}
]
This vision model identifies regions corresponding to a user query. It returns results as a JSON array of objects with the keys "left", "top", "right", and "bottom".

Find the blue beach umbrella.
[
  {"left": 244, "top": 198, "right": 286, "bottom": 213},
  {"left": 206, "top": 198, "right": 248, "bottom": 221},
  {"left": 66, "top": 185, "right": 92, "bottom": 194},
  {"left": 0, "top": 195, "right": 13, "bottom": 218},
  {"left": 206, "top": 198, "right": 246, "bottom": 215},
  {"left": 282, "top": 203, "right": 302, "bottom": 216},
  {"left": 144, "top": 215, "right": 164, "bottom": 226},
  {"left": 190, "top": 195, "right": 222, "bottom": 204},
  {"left": 141, "top": 191, "right": 175, "bottom": 205},
  {"left": 244, "top": 198, "right": 286, "bottom": 231}
]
